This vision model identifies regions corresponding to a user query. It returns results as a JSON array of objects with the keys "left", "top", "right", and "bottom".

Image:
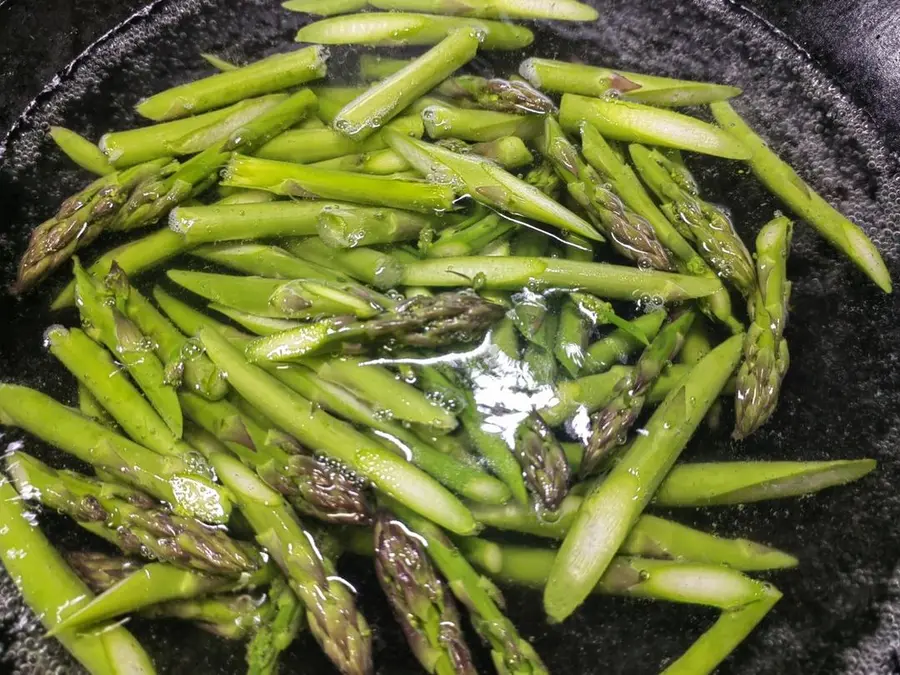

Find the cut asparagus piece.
[
  {"left": 435, "top": 75, "right": 557, "bottom": 114},
  {"left": 582, "top": 310, "right": 667, "bottom": 374},
  {"left": 317, "top": 204, "right": 441, "bottom": 248},
  {"left": 421, "top": 104, "right": 543, "bottom": 142},
  {"left": 283, "top": 0, "right": 367, "bottom": 14},
  {"left": 50, "top": 126, "right": 114, "bottom": 175},
  {"left": 370, "top": 0, "right": 597, "bottom": 19}
]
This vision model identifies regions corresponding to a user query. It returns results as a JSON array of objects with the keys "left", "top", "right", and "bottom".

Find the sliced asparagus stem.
[
  {"left": 191, "top": 243, "right": 354, "bottom": 282},
  {"left": 711, "top": 101, "right": 891, "bottom": 293},
  {"left": 295, "top": 13, "right": 534, "bottom": 50},
  {"left": 78, "top": 382, "right": 118, "bottom": 428},
  {"left": 50, "top": 126, "right": 114, "bottom": 175},
  {"left": 317, "top": 204, "right": 440, "bottom": 247},
  {"left": 520, "top": 58, "right": 741, "bottom": 106},
  {"left": 282, "top": 237, "right": 405, "bottom": 289},
  {"left": 435, "top": 75, "right": 557, "bottom": 114},
  {"left": 283, "top": 0, "right": 367, "bottom": 14},
  {"left": 422, "top": 104, "right": 543, "bottom": 142},
  {"left": 426, "top": 211, "right": 517, "bottom": 258},
  {"left": 170, "top": 94, "right": 290, "bottom": 154},
  {"left": 359, "top": 55, "right": 412, "bottom": 80},
  {"left": 582, "top": 310, "right": 667, "bottom": 374},
  {"left": 370, "top": 0, "right": 597, "bottom": 20},
  {"left": 311, "top": 148, "right": 413, "bottom": 175},
  {"left": 136, "top": 46, "right": 328, "bottom": 121},
  {"left": 559, "top": 94, "right": 750, "bottom": 160}
]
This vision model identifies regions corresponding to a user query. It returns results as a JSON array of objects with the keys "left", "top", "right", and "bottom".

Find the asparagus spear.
[
  {"left": 581, "top": 309, "right": 667, "bottom": 375},
  {"left": 334, "top": 29, "right": 482, "bottom": 140},
  {"left": 166, "top": 270, "right": 383, "bottom": 319},
  {"left": 73, "top": 258, "right": 183, "bottom": 435},
  {"left": 245, "top": 576, "right": 304, "bottom": 675},
  {"left": 358, "top": 55, "right": 412, "bottom": 81},
  {"left": 400, "top": 256, "right": 721, "bottom": 302},
  {"left": 245, "top": 290, "right": 504, "bottom": 362},
  {"left": 50, "top": 126, "right": 114, "bottom": 175},
  {"left": 559, "top": 94, "right": 750, "bottom": 160},
  {"left": 312, "top": 148, "right": 413, "bottom": 175},
  {"left": 523, "top": 159, "right": 561, "bottom": 198},
  {"left": 520, "top": 58, "right": 741, "bottom": 106},
  {"left": 0, "top": 478, "right": 157, "bottom": 675},
  {"left": 170, "top": 200, "right": 331, "bottom": 243},
  {"left": 295, "top": 13, "right": 534, "bottom": 50},
  {"left": 198, "top": 327, "right": 480, "bottom": 535},
  {"left": 192, "top": 436, "right": 373, "bottom": 675},
  {"left": 65, "top": 552, "right": 143, "bottom": 593},
  {"left": 711, "top": 101, "right": 891, "bottom": 292},
  {"left": 542, "top": 116, "right": 674, "bottom": 270},
  {"left": 426, "top": 210, "right": 517, "bottom": 258},
  {"left": 373, "top": 509, "right": 477, "bottom": 675},
  {"left": 734, "top": 215, "right": 793, "bottom": 438},
  {"left": 199, "top": 51, "right": 239, "bottom": 71},
  {"left": 583, "top": 310, "right": 695, "bottom": 475},
  {"left": 0, "top": 383, "right": 231, "bottom": 523},
  {"left": 221, "top": 154, "right": 456, "bottom": 212},
  {"left": 211, "top": 304, "right": 304, "bottom": 335},
  {"left": 318, "top": 204, "right": 441, "bottom": 248},
  {"left": 544, "top": 333, "right": 744, "bottom": 622},
  {"left": 8, "top": 452, "right": 257, "bottom": 575},
  {"left": 370, "top": 0, "right": 597, "bottom": 19},
  {"left": 191, "top": 243, "right": 352, "bottom": 283},
  {"left": 421, "top": 104, "right": 543, "bottom": 142},
  {"left": 283, "top": 0, "right": 367, "bottom": 14},
  {"left": 136, "top": 46, "right": 328, "bottom": 121},
  {"left": 283, "top": 237, "right": 405, "bottom": 289},
  {"left": 629, "top": 144, "right": 757, "bottom": 298},
  {"left": 512, "top": 413, "right": 570, "bottom": 510},
  {"left": 435, "top": 74, "right": 557, "bottom": 113},
  {"left": 78, "top": 382, "right": 118, "bottom": 428}
]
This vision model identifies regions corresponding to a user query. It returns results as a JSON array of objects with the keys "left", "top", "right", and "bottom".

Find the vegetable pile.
[{"left": 0, "top": 0, "right": 890, "bottom": 673}]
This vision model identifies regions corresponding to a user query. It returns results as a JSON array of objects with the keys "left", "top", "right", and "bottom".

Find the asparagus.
[
  {"left": 519, "top": 58, "right": 741, "bottom": 106},
  {"left": 318, "top": 204, "right": 441, "bottom": 248},
  {"left": 74, "top": 259, "right": 183, "bottom": 435},
  {"left": 221, "top": 154, "right": 456, "bottom": 212},
  {"left": 386, "top": 130, "right": 603, "bottom": 240},
  {"left": 358, "top": 55, "right": 411, "bottom": 81},
  {"left": 191, "top": 243, "right": 351, "bottom": 282},
  {"left": 283, "top": 0, "right": 367, "bottom": 14},
  {"left": 294, "top": 13, "right": 534, "bottom": 50},
  {"left": 282, "top": 237, "right": 405, "bottom": 289},
  {"left": 8, "top": 452, "right": 257, "bottom": 576},
  {"left": 373, "top": 509, "right": 477, "bottom": 675},
  {"left": 559, "top": 94, "right": 750, "bottom": 160},
  {"left": 245, "top": 576, "right": 304, "bottom": 675},
  {"left": 198, "top": 327, "right": 480, "bottom": 535},
  {"left": 0, "top": 478, "right": 157, "bottom": 675},
  {"left": 458, "top": 539, "right": 772, "bottom": 611},
  {"left": 578, "top": 124, "right": 743, "bottom": 333},
  {"left": 542, "top": 116, "right": 674, "bottom": 270},
  {"left": 426, "top": 210, "right": 517, "bottom": 258},
  {"left": 523, "top": 159, "right": 561, "bottom": 198},
  {"left": 513, "top": 413, "right": 570, "bottom": 510},
  {"left": 199, "top": 52, "right": 239, "bottom": 71},
  {"left": 584, "top": 310, "right": 695, "bottom": 475},
  {"left": 171, "top": 201, "right": 321, "bottom": 243},
  {"left": 711, "top": 100, "right": 891, "bottom": 292},
  {"left": 662, "top": 585, "right": 781, "bottom": 675},
  {"left": 66, "top": 552, "right": 142, "bottom": 593},
  {"left": 78, "top": 382, "right": 118, "bottom": 428},
  {"left": 211, "top": 304, "right": 303, "bottom": 335},
  {"left": 371, "top": 0, "right": 596, "bottom": 19},
  {"left": 136, "top": 46, "right": 328, "bottom": 121},
  {"left": 312, "top": 148, "right": 413, "bottom": 175},
  {"left": 544, "top": 333, "right": 744, "bottom": 622},
  {"left": 466, "top": 136, "right": 534, "bottom": 168},
  {"left": 245, "top": 290, "right": 504, "bottom": 362},
  {"left": 582, "top": 309, "right": 666, "bottom": 374},
  {"left": 170, "top": 95, "right": 292, "bottom": 154},
  {"left": 192, "top": 436, "right": 373, "bottom": 675},
  {"left": 421, "top": 104, "right": 543, "bottom": 142},
  {"left": 467, "top": 502, "right": 798, "bottom": 571},
  {"left": 734, "top": 215, "right": 794, "bottom": 438},
  {"left": 400, "top": 256, "right": 721, "bottom": 302},
  {"left": 50, "top": 126, "right": 114, "bottom": 175},
  {"left": 166, "top": 270, "right": 383, "bottom": 319},
  {"left": 436, "top": 75, "right": 557, "bottom": 114},
  {"left": 334, "top": 30, "right": 482, "bottom": 140}
]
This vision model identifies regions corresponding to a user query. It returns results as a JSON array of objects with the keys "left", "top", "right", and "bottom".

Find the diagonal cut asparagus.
[
  {"left": 436, "top": 75, "right": 557, "bottom": 114},
  {"left": 581, "top": 309, "right": 667, "bottom": 374},
  {"left": 334, "top": 29, "right": 482, "bottom": 141},
  {"left": 520, "top": 58, "right": 741, "bottom": 107},
  {"left": 282, "top": 238, "right": 406, "bottom": 289},
  {"left": 294, "top": 13, "right": 534, "bottom": 50},
  {"left": 421, "top": 104, "right": 543, "bottom": 142},
  {"left": 369, "top": 0, "right": 597, "bottom": 19},
  {"left": 544, "top": 333, "right": 744, "bottom": 622},
  {"left": 559, "top": 94, "right": 750, "bottom": 160},
  {"left": 284, "top": 0, "right": 367, "bottom": 14},
  {"left": 190, "top": 243, "right": 363, "bottom": 286},
  {"left": 50, "top": 126, "right": 114, "bottom": 175},
  {"left": 425, "top": 210, "right": 517, "bottom": 258},
  {"left": 735, "top": 215, "right": 794, "bottom": 438},
  {"left": 136, "top": 46, "right": 328, "bottom": 121},
  {"left": 0, "top": 477, "right": 157, "bottom": 675},
  {"left": 711, "top": 101, "right": 891, "bottom": 293},
  {"left": 317, "top": 204, "right": 442, "bottom": 248}
]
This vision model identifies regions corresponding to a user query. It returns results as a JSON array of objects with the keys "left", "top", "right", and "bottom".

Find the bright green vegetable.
[
  {"left": 421, "top": 104, "right": 543, "bottom": 142},
  {"left": 50, "top": 126, "right": 114, "bottom": 175}
]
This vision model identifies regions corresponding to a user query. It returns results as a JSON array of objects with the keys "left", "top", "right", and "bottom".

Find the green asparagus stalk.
[
  {"left": 559, "top": 94, "right": 750, "bottom": 160},
  {"left": 295, "top": 13, "right": 534, "bottom": 50},
  {"left": 199, "top": 51, "right": 238, "bottom": 71},
  {"left": 523, "top": 159, "right": 561, "bottom": 198},
  {"left": 283, "top": 0, "right": 367, "bottom": 14},
  {"left": 317, "top": 204, "right": 441, "bottom": 248},
  {"left": 401, "top": 256, "right": 720, "bottom": 301},
  {"left": 311, "top": 148, "right": 412, "bottom": 175},
  {"left": 335, "top": 30, "right": 482, "bottom": 141},
  {"left": 373, "top": 509, "right": 477, "bottom": 675},
  {"left": 512, "top": 413, "right": 570, "bottom": 510},
  {"left": 198, "top": 327, "right": 480, "bottom": 535},
  {"left": 191, "top": 437, "right": 373, "bottom": 675},
  {"left": 170, "top": 95, "right": 291, "bottom": 154},
  {"left": 582, "top": 309, "right": 666, "bottom": 374},
  {"left": 662, "top": 585, "right": 781, "bottom": 675},
  {"left": 467, "top": 502, "right": 798, "bottom": 571},
  {"left": 221, "top": 154, "right": 456, "bottom": 212},
  {"left": 211, "top": 304, "right": 303, "bottom": 335},
  {"left": 372, "top": 0, "right": 596, "bottom": 19},
  {"left": 435, "top": 75, "right": 556, "bottom": 113},
  {"left": 50, "top": 126, "right": 114, "bottom": 175},
  {"left": 542, "top": 116, "right": 674, "bottom": 270},
  {"left": 584, "top": 310, "right": 695, "bottom": 475},
  {"left": 386, "top": 499, "right": 549, "bottom": 674},
  {"left": 166, "top": 270, "right": 383, "bottom": 319},
  {"left": 0, "top": 383, "right": 231, "bottom": 523},
  {"left": 735, "top": 215, "right": 794, "bottom": 438},
  {"left": 711, "top": 101, "right": 891, "bottom": 292},
  {"left": 170, "top": 201, "right": 336, "bottom": 243},
  {"left": 629, "top": 144, "right": 757, "bottom": 297},
  {"left": 0, "top": 478, "right": 157, "bottom": 675},
  {"left": 578, "top": 123, "right": 742, "bottom": 333},
  {"left": 466, "top": 136, "right": 534, "bottom": 168},
  {"left": 244, "top": 290, "right": 504, "bottom": 362},
  {"left": 245, "top": 575, "right": 304, "bottom": 675},
  {"left": 385, "top": 130, "right": 603, "bottom": 240},
  {"left": 421, "top": 103, "right": 543, "bottom": 142},
  {"left": 136, "top": 46, "right": 327, "bottom": 121},
  {"left": 191, "top": 243, "right": 350, "bottom": 283},
  {"left": 282, "top": 237, "right": 406, "bottom": 289},
  {"left": 544, "top": 333, "right": 744, "bottom": 621},
  {"left": 426, "top": 210, "right": 517, "bottom": 258},
  {"left": 78, "top": 382, "right": 118, "bottom": 428},
  {"left": 8, "top": 452, "right": 256, "bottom": 575},
  {"left": 519, "top": 58, "right": 741, "bottom": 106},
  {"left": 65, "top": 552, "right": 142, "bottom": 593},
  {"left": 358, "top": 55, "right": 411, "bottom": 80},
  {"left": 554, "top": 298, "right": 590, "bottom": 377}
]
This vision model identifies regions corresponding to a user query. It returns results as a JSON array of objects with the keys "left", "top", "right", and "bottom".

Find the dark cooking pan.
[{"left": 1, "top": 0, "right": 899, "bottom": 672}]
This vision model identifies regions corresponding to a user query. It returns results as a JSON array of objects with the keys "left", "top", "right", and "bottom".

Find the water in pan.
[{"left": 1, "top": 0, "right": 900, "bottom": 672}]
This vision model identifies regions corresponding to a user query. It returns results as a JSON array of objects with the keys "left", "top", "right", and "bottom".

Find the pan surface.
[{"left": 1, "top": 0, "right": 900, "bottom": 673}]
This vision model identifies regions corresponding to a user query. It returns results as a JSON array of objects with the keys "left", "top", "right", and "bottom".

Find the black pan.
[{"left": 1, "top": 0, "right": 899, "bottom": 673}]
